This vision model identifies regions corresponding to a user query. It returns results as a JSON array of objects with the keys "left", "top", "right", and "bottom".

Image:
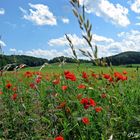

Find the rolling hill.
[
  {"left": 0, "top": 51, "right": 140, "bottom": 69},
  {"left": 105, "top": 51, "right": 140, "bottom": 65},
  {"left": 0, "top": 55, "right": 48, "bottom": 68}
]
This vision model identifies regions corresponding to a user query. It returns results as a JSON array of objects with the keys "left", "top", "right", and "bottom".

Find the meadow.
[
  {"left": 0, "top": 63, "right": 140, "bottom": 140},
  {"left": 0, "top": 0, "right": 140, "bottom": 139}
]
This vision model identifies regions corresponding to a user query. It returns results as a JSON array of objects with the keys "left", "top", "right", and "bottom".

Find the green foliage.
[
  {"left": 1, "top": 51, "right": 140, "bottom": 70},
  {"left": 106, "top": 51, "right": 140, "bottom": 66},
  {"left": 0, "top": 67, "right": 140, "bottom": 139},
  {"left": 0, "top": 55, "right": 48, "bottom": 68}
]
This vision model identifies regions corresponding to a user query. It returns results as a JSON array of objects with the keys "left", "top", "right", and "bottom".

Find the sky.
[{"left": 0, "top": 0, "right": 140, "bottom": 60}]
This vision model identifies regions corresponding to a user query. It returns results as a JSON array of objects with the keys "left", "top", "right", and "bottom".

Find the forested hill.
[
  {"left": 1, "top": 51, "right": 140, "bottom": 67},
  {"left": 0, "top": 55, "right": 48, "bottom": 67},
  {"left": 105, "top": 51, "right": 140, "bottom": 65},
  {"left": 46, "top": 51, "right": 140, "bottom": 65}
]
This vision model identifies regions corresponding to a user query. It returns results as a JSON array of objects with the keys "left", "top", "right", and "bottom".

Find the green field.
[
  {"left": 20, "top": 63, "right": 139, "bottom": 74},
  {"left": 0, "top": 64, "right": 140, "bottom": 139},
  {"left": 1, "top": 0, "right": 140, "bottom": 139}
]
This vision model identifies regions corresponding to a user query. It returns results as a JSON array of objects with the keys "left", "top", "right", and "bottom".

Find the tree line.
[{"left": 0, "top": 51, "right": 140, "bottom": 69}]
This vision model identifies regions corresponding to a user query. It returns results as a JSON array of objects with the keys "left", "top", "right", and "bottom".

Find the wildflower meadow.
[
  {"left": 0, "top": 0, "right": 140, "bottom": 140},
  {"left": 0, "top": 64, "right": 140, "bottom": 139}
]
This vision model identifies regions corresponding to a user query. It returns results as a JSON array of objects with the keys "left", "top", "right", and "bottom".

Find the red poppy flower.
[
  {"left": 62, "top": 85, "right": 68, "bottom": 91},
  {"left": 91, "top": 73, "right": 98, "bottom": 78},
  {"left": 81, "top": 98, "right": 96, "bottom": 109},
  {"left": 95, "top": 107, "right": 102, "bottom": 113},
  {"left": 82, "top": 117, "right": 90, "bottom": 125},
  {"left": 36, "top": 71, "right": 42, "bottom": 75},
  {"left": 82, "top": 72, "right": 88, "bottom": 80},
  {"left": 114, "top": 72, "right": 122, "bottom": 80},
  {"left": 64, "top": 71, "right": 76, "bottom": 81},
  {"left": 30, "top": 83, "right": 36, "bottom": 89},
  {"left": 84, "top": 104, "right": 90, "bottom": 109},
  {"left": 81, "top": 98, "right": 89, "bottom": 105},
  {"left": 6, "top": 83, "right": 12, "bottom": 89},
  {"left": 89, "top": 98, "right": 96, "bottom": 107},
  {"left": 123, "top": 70, "right": 127, "bottom": 75},
  {"left": 108, "top": 77, "right": 113, "bottom": 82},
  {"left": 11, "top": 93, "right": 18, "bottom": 100},
  {"left": 78, "top": 84, "right": 86, "bottom": 89},
  {"left": 24, "top": 71, "right": 33, "bottom": 78},
  {"left": 122, "top": 76, "right": 127, "bottom": 81},
  {"left": 36, "top": 76, "right": 42, "bottom": 84},
  {"left": 55, "top": 136, "right": 64, "bottom": 140},
  {"left": 103, "top": 74, "right": 110, "bottom": 79},
  {"left": 114, "top": 72, "right": 127, "bottom": 81},
  {"left": 0, "top": 91, "right": 3, "bottom": 95}
]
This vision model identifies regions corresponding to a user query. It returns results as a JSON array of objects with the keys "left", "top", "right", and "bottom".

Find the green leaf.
[
  {"left": 72, "top": 8, "right": 78, "bottom": 17},
  {"left": 82, "top": 5, "right": 85, "bottom": 20},
  {"left": 79, "top": 15, "right": 83, "bottom": 24}
]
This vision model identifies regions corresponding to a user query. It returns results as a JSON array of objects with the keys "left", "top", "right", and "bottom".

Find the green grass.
[
  {"left": 0, "top": 64, "right": 140, "bottom": 140},
  {"left": 21, "top": 63, "right": 138, "bottom": 74}
]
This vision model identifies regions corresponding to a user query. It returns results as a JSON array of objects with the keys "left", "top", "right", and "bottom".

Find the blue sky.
[{"left": 0, "top": 0, "right": 140, "bottom": 59}]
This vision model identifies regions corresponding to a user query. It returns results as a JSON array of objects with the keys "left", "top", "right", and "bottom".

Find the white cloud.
[
  {"left": 135, "top": 23, "right": 140, "bottom": 26},
  {"left": 48, "top": 34, "right": 85, "bottom": 47},
  {"left": 0, "top": 8, "right": 5, "bottom": 15},
  {"left": 25, "top": 49, "right": 63, "bottom": 59},
  {"left": 98, "top": 30, "right": 140, "bottom": 57},
  {"left": 0, "top": 40, "right": 6, "bottom": 47},
  {"left": 48, "top": 30, "right": 140, "bottom": 58},
  {"left": 131, "top": 0, "right": 140, "bottom": 13},
  {"left": 120, "top": 30, "right": 140, "bottom": 51},
  {"left": 48, "top": 33, "right": 114, "bottom": 47},
  {"left": 48, "top": 35, "right": 68, "bottom": 47},
  {"left": 19, "top": 3, "right": 57, "bottom": 26},
  {"left": 135, "top": 16, "right": 140, "bottom": 26},
  {"left": 61, "top": 17, "right": 69, "bottom": 24},
  {"left": 10, "top": 49, "right": 66, "bottom": 60},
  {"left": 93, "top": 34, "right": 114, "bottom": 43},
  {"left": 79, "top": 0, "right": 130, "bottom": 27},
  {"left": 9, "top": 48, "right": 89, "bottom": 60},
  {"left": 10, "top": 48, "right": 17, "bottom": 52},
  {"left": 8, "top": 30, "right": 140, "bottom": 60},
  {"left": 48, "top": 33, "right": 115, "bottom": 59},
  {"left": 117, "top": 32, "right": 125, "bottom": 37}
]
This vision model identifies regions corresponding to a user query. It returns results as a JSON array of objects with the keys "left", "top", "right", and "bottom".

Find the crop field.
[{"left": 0, "top": 64, "right": 140, "bottom": 140}]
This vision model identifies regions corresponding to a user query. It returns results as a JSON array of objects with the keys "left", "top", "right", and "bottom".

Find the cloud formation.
[
  {"left": 61, "top": 17, "right": 69, "bottom": 24},
  {"left": 9, "top": 30, "right": 140, "bottom": 60},
  {"left": 9, "top": 48, "right": 72, "bottom": 60},
  {"left": 0, "top": 40, "right": 6, "bottom": 47},
  {"left": 0, "top": 8, "right": 5, "bottom": 15},
  {"left": 97, "top": 30, "right": 140, "bottom": 57},
  {"left": 48, "top": 33, "right": 114, "bottom": 47},
  {"left": 79, "top": 0, "right": 130, "bottom": 27},
  {"left": 20, "top": 3, "right": 57, "bottom": 26},
  {"left": 131, "top": 0, "right": 140, "bottom": 13},
  {"left": 48, "top": 30, "right": 140, "bottom": 58},
  {"left": 135, "top": 23, "right": 140, "bottom": 26}
]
